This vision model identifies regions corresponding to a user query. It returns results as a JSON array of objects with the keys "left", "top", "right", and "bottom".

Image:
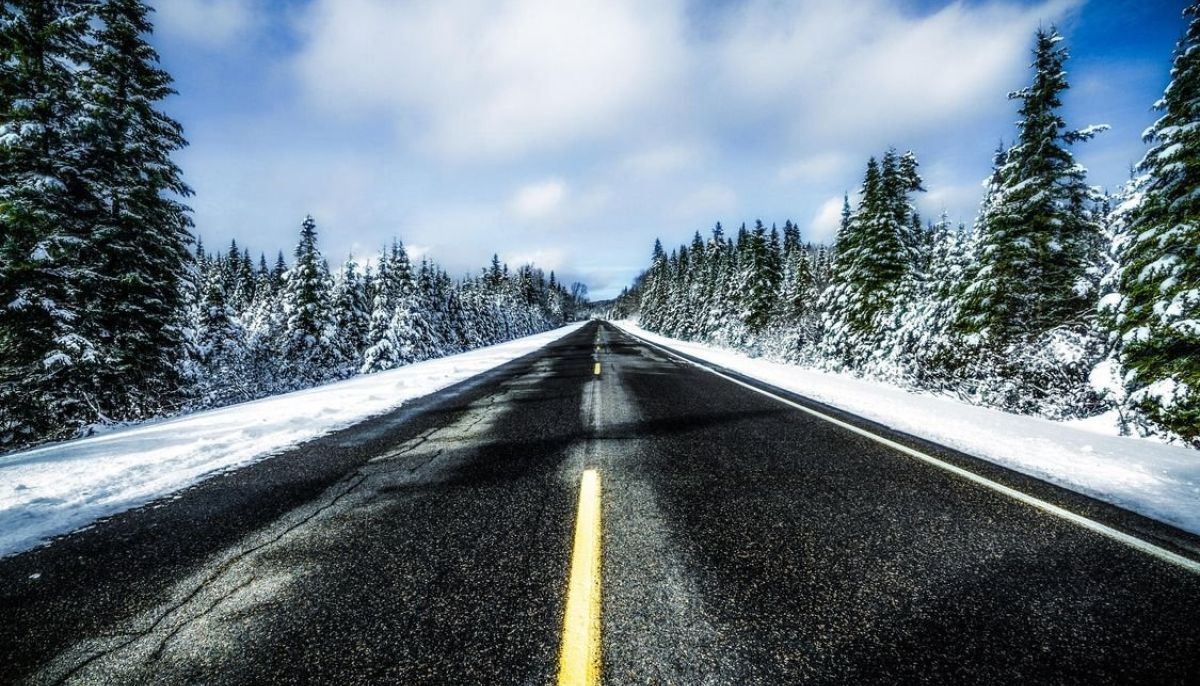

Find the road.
[{"left": 2, "top": 320, "right": 1200, "bottom": 684}]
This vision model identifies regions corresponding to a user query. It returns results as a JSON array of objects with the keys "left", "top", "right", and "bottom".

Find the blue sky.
[{"left": 149, "top": 0, "right": 1189, "bottom": 298}]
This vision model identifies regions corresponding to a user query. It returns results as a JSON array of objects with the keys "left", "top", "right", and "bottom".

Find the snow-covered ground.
[
  {"left": 0, "top": 323, "right": 586, "bottom": 557},
  {"left": 613, "top": 321, "right": 1200, "bottom": 536}
]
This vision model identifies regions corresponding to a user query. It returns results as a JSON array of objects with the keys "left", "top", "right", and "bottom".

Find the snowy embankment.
[
  {"left": 0, "top": 323, "right": 586, "bottom": 557},
  {"left": 613, "top": 321, "right": 1200, "bottom": 536}
]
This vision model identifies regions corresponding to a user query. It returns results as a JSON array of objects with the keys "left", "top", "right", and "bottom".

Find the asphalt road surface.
[{"left": 3, "top": 321, "right": 1200, "bottom": 684}]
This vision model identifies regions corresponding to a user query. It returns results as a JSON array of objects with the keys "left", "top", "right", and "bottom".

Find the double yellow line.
[{"left": 557, "top": 469, "right": 603, "bottom": 685}]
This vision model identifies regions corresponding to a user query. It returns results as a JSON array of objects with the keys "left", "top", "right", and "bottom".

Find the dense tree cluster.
[
  {"left": 184, "top": 218, "right": 583, "bottom": 410},
  {"left": 0, "top": 1, "right": 582, "bottom": 450},
  {"left": 1, "top": 0, "right": 192, "bottom": 444},
  {"left": 631, "top": 22, "right": 1200, "bottom": 446}
]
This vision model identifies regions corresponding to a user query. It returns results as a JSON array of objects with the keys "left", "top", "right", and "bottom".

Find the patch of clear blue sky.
[{"left": 150, "top": 0, "right": 1191, "bottom": 298}]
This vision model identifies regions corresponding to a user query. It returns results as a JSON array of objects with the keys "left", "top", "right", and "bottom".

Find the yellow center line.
[
  {"left": 593, "top": 362, "right": 601, "bottom": 376},
  {"left": 557, "top": 469, "right": 603, "bottom": 686}
]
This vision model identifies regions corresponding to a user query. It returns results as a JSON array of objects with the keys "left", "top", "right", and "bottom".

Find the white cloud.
[
  {"left": 511, "top": 178, "right": 567, "bottom": 219},
  {"left": 504, "top": 248, "right": 568, "bottom": 271},
  {"left": 673, "top": 184, "right": 737, "bottom": 220},
  {"left": 151, "top": 0, "right": 260, "bottom": 48},
  {"left": 291, "top": 0, "right": 687, "bottom": 160},
  {"left": 920, "top": 182, "right": 986, "bottom": 226},
  {"left": 619, "top": 144, "right": 704, "bottom": 178},
  {"left": 711, "top": 0, "right": 1079, "bottom": 146},
  {"left": 172, "top": 0, "right": 1113, "bottom": 300},
  {"left": 808, "top": 196, "right": 847, "bottom": 243},
  {"left": 777, "top": 152, "right": 852, "bottom": 184}
]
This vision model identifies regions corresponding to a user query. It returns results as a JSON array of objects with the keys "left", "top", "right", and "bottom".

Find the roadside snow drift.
[
  {"left": 0, "top": 323, "right": 586, "bottom": 557},
  {"left": 614, "top": 321, "right": 1200, "bottom": 536}
]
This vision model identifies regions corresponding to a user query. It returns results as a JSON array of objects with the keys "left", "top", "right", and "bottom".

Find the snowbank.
[
  {"left": 613, "top": 321, "right": 1200, "bottom": 536},
  {"left": 0, "top": 323, "right": 586, "bottom": 557}
]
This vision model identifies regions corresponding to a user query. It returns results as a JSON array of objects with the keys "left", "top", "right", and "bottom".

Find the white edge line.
[{"left": 612, "top": 323, "right": 1200, "bottom": 575}]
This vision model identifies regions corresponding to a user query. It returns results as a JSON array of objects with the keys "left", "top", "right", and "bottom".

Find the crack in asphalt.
[{"left": 43, "top": 471, "right": 371, "bottom": 685}]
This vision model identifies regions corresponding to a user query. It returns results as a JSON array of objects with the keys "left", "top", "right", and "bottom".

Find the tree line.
[
  {"left": 0, "top": 1, "right": 582, "bottom": 450},
  {"left": 188, "top": 219, "right": 583, "bottom": 410},
  {"left": 622, "top": 18, "right": 1200, "bottom": 447}
]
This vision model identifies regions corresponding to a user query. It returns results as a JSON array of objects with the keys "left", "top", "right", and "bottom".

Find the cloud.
[
  {"left": 503, "top": 248, "right": 568, "bottom": 271},
  {"left": 777, "top": 152, "right": 852, "bottom": 184},
  {"left": 151, "top": 0, "right": 260, "bottom": 48},
  {"left": 808, "top": 196, "right": 847, "bottom": 243},
  {"left": 168, "top": 0, "right": 1120, "bottom": 301},
  {"left": 673, "top": 183, "right": 737, "bottom": 220},
  {"left": 619, "top": 144, "right": 704, "bottom": 178},
  {"left": 511, "top": 178, "right": 568, "bottom": 219},
  {"left": 290, "top": 0, "right": 687, "bottom": 160},
  {"left": 710, "top": 0, "right": 1079, "bottom": 146}
]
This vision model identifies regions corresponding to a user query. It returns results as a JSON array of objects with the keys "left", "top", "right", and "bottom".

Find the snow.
[
  {"left": 0, "top": 322, "right": 586, "bottom": 557},
  {"left": 613, "top": 321, "right": 1200, "bottom": 536}
]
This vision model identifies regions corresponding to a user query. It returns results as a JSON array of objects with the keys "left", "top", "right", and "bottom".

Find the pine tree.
[
  {"left": 775, "top": 220, "right": 813, "bottom": 328},
  {"left": 196, "top": 262, "right": 246, "bottom": 405},
  {"left": 1113, "top": 3, "right": 1200, "bottom": 444},
  {"left": 76, "top": 0, "right": 193, "bottom": 421},
  {"left": 741, "top": 220, "right": 780, "bottom": 334},
  {"left": 639, "top": 239, "right": 669, "bottom": 331},
  {"left": 0, "top": 1, "right": 95, "bottom": 442},
  {"left": 281, "top": 215, "right": 335, "bottom": 386},
  {"left": 960, "top": 28, "right": 1106, "bottom": 349},
  {"left": 331, "top": 256, "right": 370, "bottom": 375},
  {"left": 820, "top": 153, "right": 922, "bottom": 366}
]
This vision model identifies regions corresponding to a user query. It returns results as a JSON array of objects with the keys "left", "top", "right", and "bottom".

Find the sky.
[{"left": 148, "top": 0, "right": 1190, "bottom": 299}]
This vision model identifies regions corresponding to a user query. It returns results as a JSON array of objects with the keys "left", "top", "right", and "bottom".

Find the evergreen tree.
[
  {"left": 639, "top": 239, "right": 669, "bottom": 331},
  {"left": 820, "top": 153, "right": 922, "bottom": 366},
  {"left": 281, "top": 215, "right": 334, "bottom": 385},
  {"left": 1113, "top": 3, "right": 1200, "bottom": 444},
  {"left": 741, "top": 220, "right": 781, "bottom": 334},
  {"left": 331, "top": 256, "right": 371, "bottom": 375},
  {"left": 195, "top": 261, "right": 246, "bottom": 405},
  {"left": 0, "top": 1, "right": 95, "bottom": 442},
  {"left": 960, "top": 28, "right": 1106, "bottom": 348},
  {"left": 76, "top": 0, "right": 193, "bottom": 420}
]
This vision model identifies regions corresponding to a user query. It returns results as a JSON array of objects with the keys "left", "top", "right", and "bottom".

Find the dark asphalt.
[{"left": 2, "top": 320, "right": 1199, "bottom": 684}]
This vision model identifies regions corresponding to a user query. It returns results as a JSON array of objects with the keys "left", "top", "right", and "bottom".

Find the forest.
[
  {"left": 0, "top": 1, "right": 582, "bottom": 450},
  {"left": 614, "top": 23, "right": 1200, "bottom": 448}
]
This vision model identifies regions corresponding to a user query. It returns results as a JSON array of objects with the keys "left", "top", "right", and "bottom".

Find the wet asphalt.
[{"left": 2, "top": 320, "right": 1199, "bottom": 684}]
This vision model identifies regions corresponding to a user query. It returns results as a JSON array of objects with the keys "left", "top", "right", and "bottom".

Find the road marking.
[
  {"left": 558, "top": 469, "right": 603, "bottom": 685},
  {"left": 593, "top": 362, "right": 601, "bottom": 376},
  {"left": 617, "top": 327, "right": 1200, "bottom": 575}
]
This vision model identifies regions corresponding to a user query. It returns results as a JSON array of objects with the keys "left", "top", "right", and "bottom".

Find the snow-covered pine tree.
[
  {"left": 680, "top": 231, "right": 707, "bottom": 340},
  {"left": 0, "top": 0, "right": 96, "bottom": 443},
  {"left": 281, "top": 215, "right": 335, "bottom": 386},
  {"left": 331, "top": 256, "right": 371, "bottom": 376},
  {"left": 409, "top": 260, "right": 440, "bottom": 361},
  {"left": 639, "top": 239, "right": 669, "bottom": 331},
  {"left": 662, "top": 245, "right": 688, "bottom": 337},
  {"left": 819, "top": 152, "right": 921, "bottom": 367},
  {"left": 879, "top": 212, "right": 970, "bottom": 387},
  {"left": 699, "top": 224, "right": 728, "bottom": 338},
  {"left": 76, "top": 0, "right": 193, "bottom": 422},
  {"left": 773, "top": 221, "right": 806, "bottom": 325},
  {"left": 741, "top": 220, "right": 781, "bottom": 335},
  {"left": 361, "top": 240, "right": 412, "bottom": 372},
  {"left": 196, "top": 262, "right": 247, "bottom": 406},
  {"left": 1112, "top": 2, "right": 1200, "bottom": 445},
  {"left": 959, "top": 28, "right": 1106, "bottom": 349},
  {"left": 242, "top": 253, "right": 287, "bottom": 395}
]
